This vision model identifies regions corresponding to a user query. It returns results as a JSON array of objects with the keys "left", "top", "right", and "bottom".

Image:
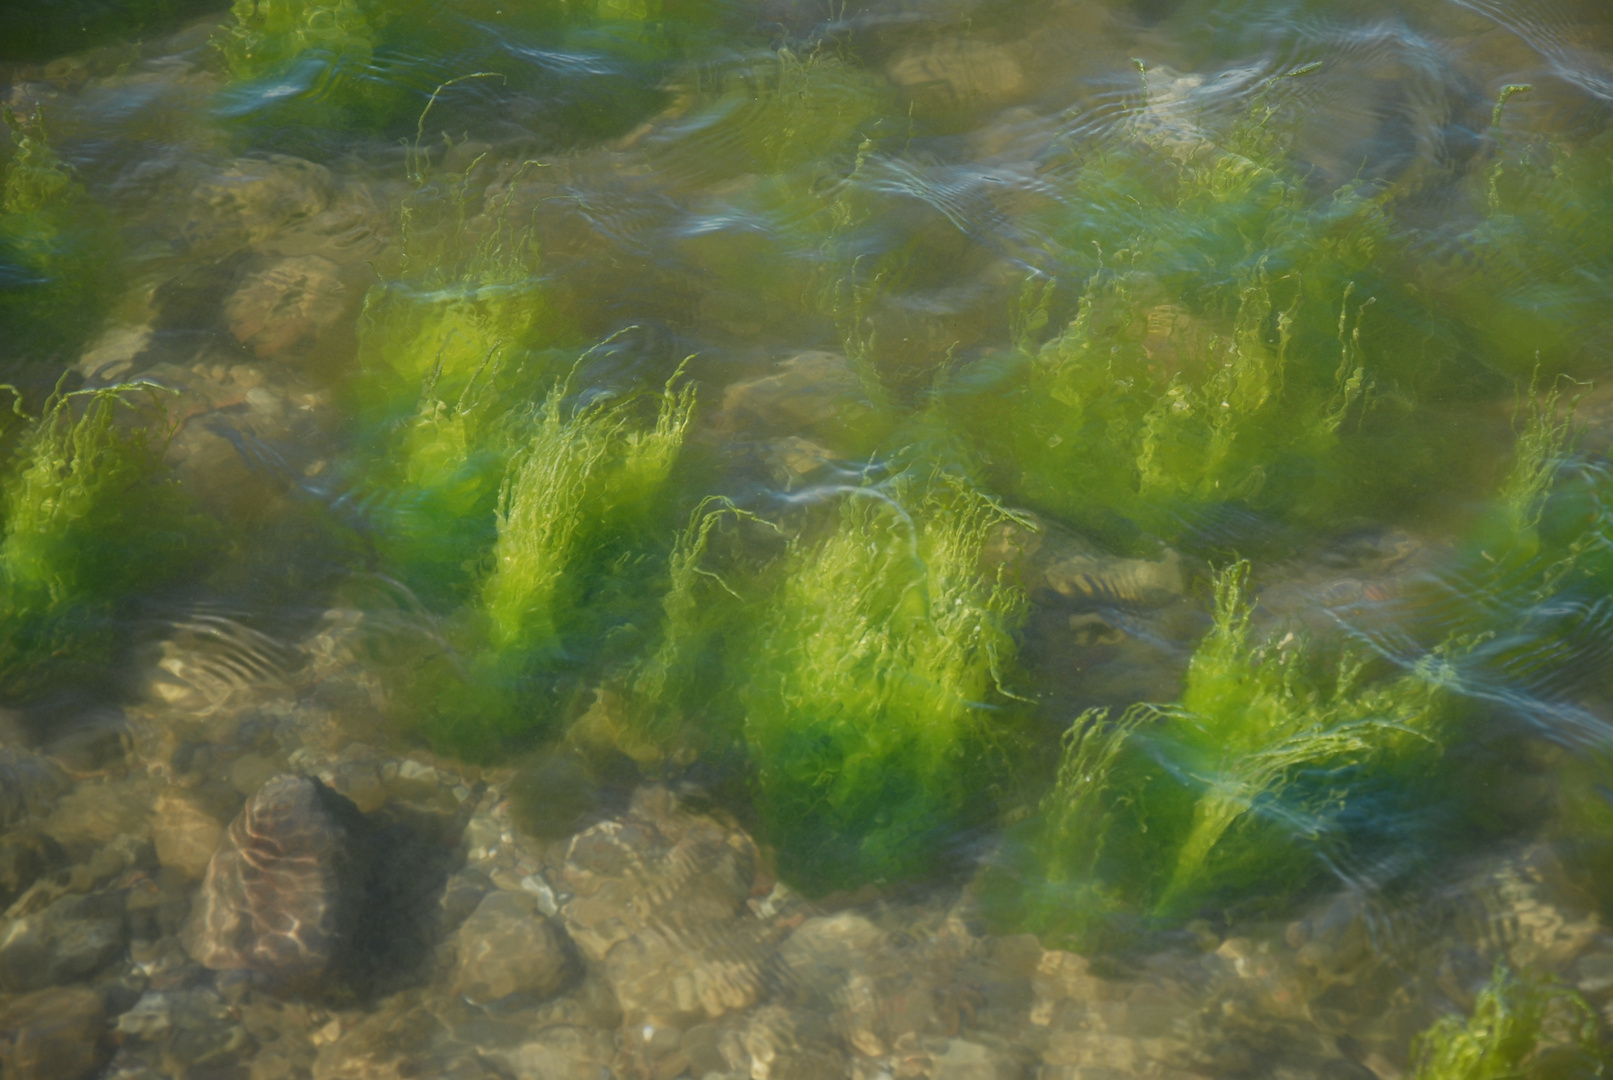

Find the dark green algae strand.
[
  {"left": 0, "top": 108, "right": 121, "bottom": 371},
  {"left": 736, "top": 478, "right": 1037, "bottom": 896},
  {"left": 0, "top": 385, "right": 218, "bottom": 705}
]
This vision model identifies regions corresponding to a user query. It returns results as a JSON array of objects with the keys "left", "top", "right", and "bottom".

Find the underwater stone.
[
  {"left": 184, "top": 156, "right": 333, "bottom": 257},
  {"left": 0, "top": 829, "right": 65, "bottom": 910},
  {"left": 929, "top": 1038, "right": 1029, "bottom": 1080},
  {"left": 887, "top": 38, "right": 1028, "bottom": 110},
  {"left": 150, "top": 791, "right": 225, "bottom": 880},
  {"left": 0, "top": 749, "right": 70, "bottom": 829},
  {"left": 0, "top": 985, "right": 106, "bottom": 1080},
  {"left": 559, "top": 786, "right": 772, "bottom": 1027},
  {"left": 498, "top": 1026, "right": 619, "bottom": 1080},
  {"left": 715, "top": 351, "right": 874, "bottom": 444},
  {"left": 730, "top": 1005, "right": 846, "bottom": 1080},
  {"left": 180, "top": 775, "right": 370, "bottom": 989},
  {"left": 43, "top": 778, "right": 156, "bottom": 855},
  {"left": 225, "top": 255, "right": 349, "bottom": 361},
  {"left": 449, "top": 889, "right": 570, "bottom": 1006},
  {"left": 0, "top": 890, "right": 128, "bottom": 992},
  {"left": 776, "top": 910, "right": 984, "bottom": 1059}
]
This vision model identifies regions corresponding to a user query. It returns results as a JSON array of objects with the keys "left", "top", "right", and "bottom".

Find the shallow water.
[{"left": 3, "top": 0, "right": 1613, "bottom": 1077}]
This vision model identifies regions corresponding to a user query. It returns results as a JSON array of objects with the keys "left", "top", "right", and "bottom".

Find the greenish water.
[{"left": 5, "top": 0, "right": 1613, "bottom": 1074}]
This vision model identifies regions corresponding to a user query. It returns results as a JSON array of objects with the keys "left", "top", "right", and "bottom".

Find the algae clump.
[
  {"left": 406, "top": 370, "right": 696, "bottom": 759},
  {"left": 1408, "top": 963, "right": 1605, "bottom": 1080},
  {"left": 0, "top": 108, "right": 119, "bottom": 368},
  {"left": 947, "top": 71, "right": 1460, "bottom": 552},
  {"left": 0, "top": 385, "right": 213, "bottom": 703},
  {"left": 991, "top": 562, "right": 1457, "bottom": 951},
  {"left": 740, "top": 479, "right": 1031, "bottom": 893}
]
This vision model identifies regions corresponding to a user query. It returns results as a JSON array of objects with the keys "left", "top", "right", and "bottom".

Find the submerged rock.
[
  {"left": 151, "top": 791, "right": 226, "bottom": 881},
  {"left": 184, "top": 156, "right": 334, "bottom": 257},
  {"left": 559, "top": 786, "right": 775, "bottom": 1029},
  {"left": 225, "top": 254, "right": 349, "bottom": 361},
  {"left": 776, "top": 909, "right": 986, "bottom": 1063},
  {"left": 0, "top": 986, "right": 107, "bottom": 1080},
  {"left": 181, "top": 775, "right": 370, "bottom": 990},
  {"left": 0, "top": 829, "right": 65, "bottom": 910},
  {"left": 449, "top": 890, "right": 572, "bottom": 1006},
  {"left": 0, "top": 749, "right": 70, "bottom": 829},
  {"left": 0, "top": 889, "right": 128, "bottom": 993},
  {"left": 887, "top": 38, "right": 1028, "bottom": 111}
]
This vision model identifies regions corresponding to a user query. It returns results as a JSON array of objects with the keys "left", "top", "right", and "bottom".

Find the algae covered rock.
[{"left": 181, "top": 774, "right": 371, "bottom": 989}]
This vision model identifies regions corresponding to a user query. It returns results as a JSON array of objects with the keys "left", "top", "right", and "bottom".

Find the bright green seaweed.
[
  {"left": 990, "top": 562, "right": 1458, "bottom": 950},
  {"left": 406, "top": 371, "right": 695, "bottom": 757},
  {"left": 0, "top": 385, "right": 213, "bottom": 703},
  {"left": 740, "top": 478, "right": 1031, "bottom": 893},
  {"left": 347, "top": 146, "right": 699, "bottom": 757}
]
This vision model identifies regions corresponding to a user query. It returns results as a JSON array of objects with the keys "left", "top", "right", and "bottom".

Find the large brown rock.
[{"left": 180, "top": 775, "right": 369, "bottom": 990}]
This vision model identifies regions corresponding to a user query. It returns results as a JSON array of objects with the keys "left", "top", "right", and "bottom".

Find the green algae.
[
  {"left": 990, "top": 561, "right": 1458, "bottom": 951},
  {"left": 0, "top": 384, "right": 214, "bottom": 703},
  {"left": 0, "top": 108, "right": 119, "bottom": 368},
  {"left": 211, "top": 0, "right": 732, "bottom": 154},
  {"left": 740, "top": 478, "right": 1032, "bottom": 893},
  {"left": 1435, "top": 93, "right": 1613, "bottom": 380},
  {"left": 0, "top": 0, "right": 219, "bottom": 61},
  {"left": 942, "top": 73, "right": 1468, "bottom": 552},
  {"left": 657, "top": 48, "right": 901, "bottom": 347},
  {"left": 618, "top": 497, "right": 781, "bottom": 768},
  {"left": 1408, "top": 963, "right": 1605, "bottom": 1080},
  {"left": 349, "top": 153, "right": 562, "bottom": 606},
  {"left": 405, "top": 368, "right": 695, "bottom": 758}
]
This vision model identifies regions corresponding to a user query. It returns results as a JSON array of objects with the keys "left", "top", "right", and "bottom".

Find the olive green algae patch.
[
  {"left": 0, "top": 109, "right": 120, "bottom": 369},
  {"left": 1433, "top": 91, "right": 1613, "bottom": 381},
  {"left": 739, "top": 480, "right": 1033, "bottom": 894},
  {"left": 944, "top": 74, "right": 1478, "bottom": 553},
  {"left": 0, "top": 385, "right": 216, "bottom": 704},
  {"left": 1407, "top": 963, "right": 1606, "bottom": 1080},
  {"left": 0, "top": 0, "right": 222, "bottom": 61},
  {"left": 986, "top": 562, "right": 1459, "bottom": 952},
  {"left": 347, "top": 155, "right": 565, "bottom": 608},
  {"left": 210, "top": 0, "right": 752, "bottom": 154}
]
